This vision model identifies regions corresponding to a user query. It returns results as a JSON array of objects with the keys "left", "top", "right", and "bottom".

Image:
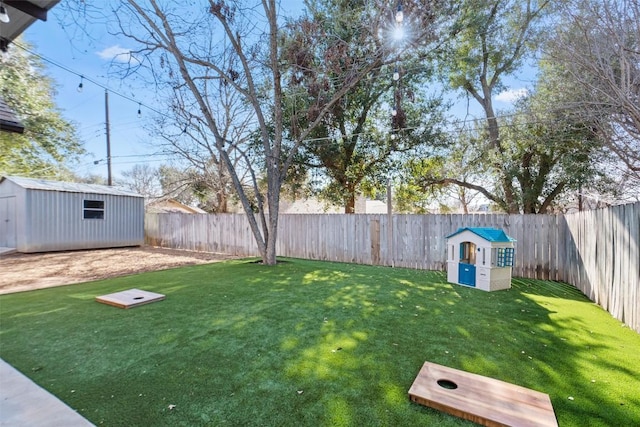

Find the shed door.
[{"left": 0, "top": 196, "right": 17, "bottom": 248}]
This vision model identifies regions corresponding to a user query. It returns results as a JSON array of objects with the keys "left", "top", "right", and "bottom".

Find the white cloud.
[
  {"left": 496, "top": 88, "right": 529, "bottom": 103},
  {"left": 97, "top": 45, "right": 138, "bottom": 64}
]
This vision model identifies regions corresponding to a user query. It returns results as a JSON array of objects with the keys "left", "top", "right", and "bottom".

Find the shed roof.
[
  {"left": 1, "top": 176, "right": 143, "bottom": 197},
  {"left": 446, "top": 227, "right": 515, "bottom": 242}
]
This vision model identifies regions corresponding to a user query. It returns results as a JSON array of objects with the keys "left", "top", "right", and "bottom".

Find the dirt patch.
[{"left": 0, "top": 246, "right": 240, "bottom": 295}]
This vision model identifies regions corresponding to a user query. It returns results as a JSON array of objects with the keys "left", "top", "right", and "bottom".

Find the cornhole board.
[
  {"left": 408, "top": 361, "right": 558, "bottom": 427},
  {"left": 96, "top": 289, "right": 165, "bottom": 309}
]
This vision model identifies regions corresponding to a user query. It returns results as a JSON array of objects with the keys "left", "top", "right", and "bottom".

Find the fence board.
[
  {"left": 549, "top": 214, "right": 558, "bottom": 281},
  {"left": 145, "top": 202, "right": 639, "bottom": 333}
]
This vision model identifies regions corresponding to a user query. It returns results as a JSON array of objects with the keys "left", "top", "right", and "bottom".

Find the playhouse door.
[{"left": 458, "top": 263, "right": 476, "bottom": 287}]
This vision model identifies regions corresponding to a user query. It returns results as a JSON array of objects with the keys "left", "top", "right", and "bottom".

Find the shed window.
[
  {"left": 496, "top": 247, "right": 514, "bottom": 267},
  {"left": 83, "top": 200, "right": 105, "bottom": 219}
]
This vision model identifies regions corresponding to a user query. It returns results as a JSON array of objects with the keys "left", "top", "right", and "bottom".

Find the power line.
[
  {"left": 12, "top": 40, "right": 166, "bottom": 118},
  {"left": 12, "top": 37, "right": 591, "bottom": 150}
]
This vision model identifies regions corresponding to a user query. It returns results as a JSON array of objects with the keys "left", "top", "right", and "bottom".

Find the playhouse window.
[
  {"left": 496, "top": 247, "right": 514, "bottom": 267},
  {"left": 459, "top": 242, "right": 476, "bottom": 264},
  {"left": 83, "top": 200, "right": 105, "bottom": 219}
]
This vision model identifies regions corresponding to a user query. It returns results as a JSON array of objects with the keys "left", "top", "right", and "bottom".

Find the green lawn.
[{"left": 1, "top": 259, "right": 638, "bottom": 426}]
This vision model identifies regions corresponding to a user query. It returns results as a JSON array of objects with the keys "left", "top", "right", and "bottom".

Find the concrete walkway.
[{"left": 0, "top": 359, "right": 94, "bottom": 426}]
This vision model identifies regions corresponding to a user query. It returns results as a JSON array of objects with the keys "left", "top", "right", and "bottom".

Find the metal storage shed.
[{"left": 0, "top": 176, "right": 144, "bottom": 253}]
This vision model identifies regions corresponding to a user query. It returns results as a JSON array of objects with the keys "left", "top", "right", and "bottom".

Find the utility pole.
[{"left": 104, "top": 90, "right": 112, "bottom": 186}]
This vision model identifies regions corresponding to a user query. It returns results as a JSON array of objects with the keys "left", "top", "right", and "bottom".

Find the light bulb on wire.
[
  {"left": 395, "top": 3, "right": 403, "bottom": 24},
  {"left": 137, "top": 103, "right": 142, "bottom": 118},
  {"left": 393, "top": 67, "right": 400, "bottom": 81},
  {"left": 77, "top": 76, "right": 84, "bottom": 93},
  {"left": 0, "top": 5, "right": 10, "bottom": 24}
]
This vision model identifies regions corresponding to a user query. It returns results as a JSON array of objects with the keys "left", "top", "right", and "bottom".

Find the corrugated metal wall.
[
  {"left": 0, "top": 179, "right": 25, "bottom": 249},
  {"left": 20, "top": 189, "right": 144, "bottom": 252}
]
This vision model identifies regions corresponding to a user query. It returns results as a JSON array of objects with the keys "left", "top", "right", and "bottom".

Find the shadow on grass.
[
  {"left": 276, "top": 266, "right": 640, "bottom": 427},
  {"left": 0, "top": 259, "right": 638, "bottom": 426}
]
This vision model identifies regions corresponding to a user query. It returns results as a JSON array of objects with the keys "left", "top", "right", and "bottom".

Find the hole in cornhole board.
[
  {"left": 437, "top": 379, "right": 458, "bottom": 390},
  {"left": 96, "top": 289, "right": 165, "bottom": 309},
  {"left": 409, "top": 361, "right": 558, "bottom": 427}
]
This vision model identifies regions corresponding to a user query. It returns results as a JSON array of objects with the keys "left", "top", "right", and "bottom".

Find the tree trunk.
[
  {"left": 344, "top": 191, "right": 356, "bottom": 214},
  {"left": 265, "top": 213, "right": 278, "bottom": 265},
  {"left": 262, "top": 159, "right": 281, "bottom": 265},
  {"left": 482, "top": 95, "right": 519, "bottom": 213},
  {"left": 263, "top": 183, "right": 279, "bottom": 265},
  {"left": 458, "top": 187, "right": 469, "bottom": 213},
  {"left": 216, "top": 191, "right": 228, "bottom": 213}
]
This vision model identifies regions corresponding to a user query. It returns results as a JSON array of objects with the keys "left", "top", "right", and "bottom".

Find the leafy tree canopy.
[
  {"left": 0, "top": 38, "right": 84, "bottom": 178},
  {"left": 279, "top": 0, "right": 448, "bottom": 213}
]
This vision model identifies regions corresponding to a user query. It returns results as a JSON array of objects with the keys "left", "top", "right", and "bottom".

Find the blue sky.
[
  {"left": 21, "top": 2, "right": 532, "bottom": 183},
  {"left": 21, "top": 2, "right": 308, "bottom": 182},
  {"left": 23, "top": 10, "right": 164, "bottom": 181}
]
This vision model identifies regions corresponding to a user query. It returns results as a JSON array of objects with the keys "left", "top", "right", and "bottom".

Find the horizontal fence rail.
[{"left": 145, "top": 202, "right": 639, "bottom": 333}]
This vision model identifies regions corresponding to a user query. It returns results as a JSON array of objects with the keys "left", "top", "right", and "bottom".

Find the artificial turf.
[{"left": 0, "top": 258, "right": 638, "bottom": 426}]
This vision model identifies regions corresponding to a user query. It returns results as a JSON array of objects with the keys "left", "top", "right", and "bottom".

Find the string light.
[
  {"left": 392, "top": 3, "right": 404, "bottom": 123},
  {"left": 393, "top": 66, "right": 400, "bottom": 81},
  {"left": 395, "top": 2, "right": 403, "bottom": 24},
  {"left": 0, "top": 4, "right": 10, "bottom": 24},
  {"left": 137, "top": 102, "right": 142, "bottom": 118},
  {"left": 12, "top": 42, "right": 165, "bottom": 120}
]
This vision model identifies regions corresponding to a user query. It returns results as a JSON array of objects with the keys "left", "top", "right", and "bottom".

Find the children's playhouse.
[{"left": 445, "top": 227, "right": 516, "bottom": 292}]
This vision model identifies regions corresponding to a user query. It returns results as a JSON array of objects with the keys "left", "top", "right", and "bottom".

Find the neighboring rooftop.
[{"left": 146, "top": 198, "right": 207, "bottom": 214}]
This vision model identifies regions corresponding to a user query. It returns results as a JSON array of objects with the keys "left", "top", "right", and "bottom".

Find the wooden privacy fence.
[
  {"left": 145, "top": 201, "right": 639, "bottom": 333},
  {"left": 145, "top": 212, "right": 569, "bottom": 279},
  {"left": 561, "top": 202, "right": 639, "bottom": 334}
]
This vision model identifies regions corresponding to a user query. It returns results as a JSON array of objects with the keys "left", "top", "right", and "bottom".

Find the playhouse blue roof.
[{"left": 446, "top": 227, "right": 516, "bottom": 242}]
